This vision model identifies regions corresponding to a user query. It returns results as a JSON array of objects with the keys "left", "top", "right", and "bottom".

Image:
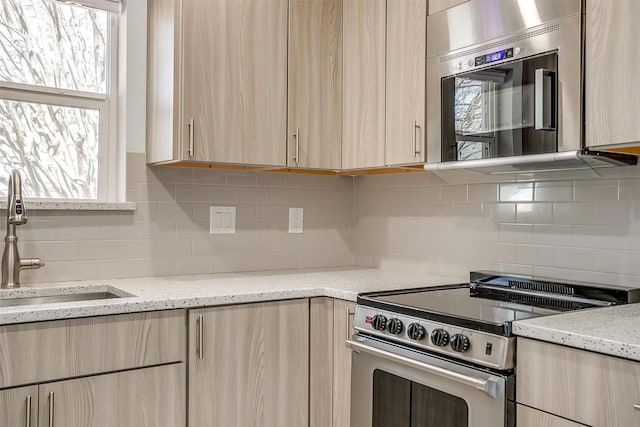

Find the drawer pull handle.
[
  {"left": 634, "top": 404, "right": 640, "bottom": 411},
  {"left": 48, "top": 392, "right": 55, "bottom": 427},
  {"left": 25, "top": 395, "right": 31, "bottom": 427}
]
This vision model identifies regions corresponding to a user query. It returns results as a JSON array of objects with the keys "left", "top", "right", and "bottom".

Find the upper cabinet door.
[
  {"left": 181, "top": 0, "right": 287, "bottom": 166},
  {"left": 342, "top": 0, "right": 386, "bottom": 170},
  {"left": 585, "top": 0, "right": 640, "bottom": 148},
  {"left": 288, "top": 0, "right": 342, "bottom": 170},
  {"left": 428, "top": 0, "right": 468, "bottom": 15},
  {"left": 385, "top": 0, "right": 426, "bottom": 166}
]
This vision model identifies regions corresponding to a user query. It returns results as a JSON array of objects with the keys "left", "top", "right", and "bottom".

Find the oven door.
[
  {"left": 441, "top": 52, "right": 558, "bottom": 163},
  {"left": 348, "top": 334, "right": 512, "bottom": 427}
]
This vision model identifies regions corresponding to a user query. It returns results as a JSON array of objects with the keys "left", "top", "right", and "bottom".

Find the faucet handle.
[{"left": 7, "top": 169, "right": 27, "bottom": 225}]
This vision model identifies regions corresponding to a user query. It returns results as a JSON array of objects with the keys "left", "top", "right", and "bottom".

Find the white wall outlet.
[
  {"left": 210, "top": 206, "right": 236, "bottom": 234},
  {"left": 288, "top": 207, "right": 303, "bottom": 234}
]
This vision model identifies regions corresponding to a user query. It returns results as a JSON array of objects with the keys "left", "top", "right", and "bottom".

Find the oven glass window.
[
  {"left": 372, "top": 370, "right": 469, "bottom": 427},
  {"left": 441, "top": 52, "right": 558, "bottom": 162}
]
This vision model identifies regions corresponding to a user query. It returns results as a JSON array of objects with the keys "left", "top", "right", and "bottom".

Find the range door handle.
[
  {"left": 534, "top": 68, "right": 557, "bottom": 131},
  {"left": 346, "top": 339, "right": 501, "bottom": 398}
]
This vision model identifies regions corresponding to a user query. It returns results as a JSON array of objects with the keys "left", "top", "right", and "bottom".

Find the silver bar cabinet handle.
[
  {"left": 634, "top": 404, "right": 640, "bottom": 411},
  {"left": 188, "top": 117, "right": 195, "bottom": 157},
  {"left": 293, "top": 129, "right": 300, "bottom": 164},
  {"left": 413, "top": 121, "right": 421, "bottom": 157},
  {"left": 197, "top": 314, "right": 204, "bottom": 359},
  {"left": 345, "top": 307, "right": 354, "bottom": 346},
  {"left": 48, "top": 392, "right": 54, "bottom": 427},
  {"left": 25, "top": 395, "right": 31, "bottom": 427}
]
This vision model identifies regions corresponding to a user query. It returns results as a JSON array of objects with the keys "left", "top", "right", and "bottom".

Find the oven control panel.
[{"left": 352, "top": 306, "right": 515, "bottom": 370}]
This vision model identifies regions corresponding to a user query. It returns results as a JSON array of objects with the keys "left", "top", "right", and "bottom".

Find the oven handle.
[{"left": 346, "top": 339, "right": 501, "bottom": 399}]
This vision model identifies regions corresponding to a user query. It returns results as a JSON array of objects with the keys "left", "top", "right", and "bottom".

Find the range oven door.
[{"left": 348, "top": 335, "right": 512, "bottom": 427}]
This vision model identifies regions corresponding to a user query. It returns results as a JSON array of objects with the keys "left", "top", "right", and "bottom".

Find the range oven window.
[
  {"left": 372, "top": 370, "right": 469, "bottom": 427},
  {"left": 441, "top": 52, "right": 558, "bottom": 162}
]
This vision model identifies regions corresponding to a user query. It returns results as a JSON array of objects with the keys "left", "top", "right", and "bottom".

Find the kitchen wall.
[
  {"left": 18, "top": 152, "right": 353, "bottom": 283},
  {"left": 15, "top": 158, "right": 640, "bottom": 286},
  {"left": 352, "top": 166, "right": 640, "bottom": 285}
]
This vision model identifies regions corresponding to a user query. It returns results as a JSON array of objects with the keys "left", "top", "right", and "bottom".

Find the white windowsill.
[{"left": 0, "top": 201, "right": 136, "bottom": 211}]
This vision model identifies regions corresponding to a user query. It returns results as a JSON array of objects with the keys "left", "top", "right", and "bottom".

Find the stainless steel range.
[{"left": 348, "top": 271, "right": 640, "bottom": 427}]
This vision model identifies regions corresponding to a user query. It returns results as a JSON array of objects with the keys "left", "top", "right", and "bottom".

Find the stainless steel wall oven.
[
  {"left": 348, "top": 271, "right": 640, "bottom": 427},
  {"left": 425, "top": 0, "right": 588, "bottom": 170}
]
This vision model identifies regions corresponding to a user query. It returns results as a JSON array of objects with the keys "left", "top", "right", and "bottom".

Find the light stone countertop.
[
  {"left": 0, "top": 267, "right": 461, "bottom": 325},
  {"left": 513, "top": 303, "right": 640, "bottom": 362}
]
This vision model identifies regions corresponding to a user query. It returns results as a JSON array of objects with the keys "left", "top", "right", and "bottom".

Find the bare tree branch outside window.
[{"left": 0, "top": 0, "right": 107, "bottom": 199}]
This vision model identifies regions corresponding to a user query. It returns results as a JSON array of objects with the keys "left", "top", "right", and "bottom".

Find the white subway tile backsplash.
[
  {"left": 241, "top": 186, "right": 270, "bottom": 203},
  {"left": 500, "top": 183, "right": 534, "bottom": 202},
  {"left": 193, "top": 169, "right": 226, "bottom": 185},
  {"left": 516, "top": 203, "right": 553, "bottom": 224},
  {"left": 468, "top": 184, "right": 498, "bottom": 203},
  {"left": 440, "top": 185, "right": 468, "bottom": 203},
  {"left": 157, "top": 239, "right": 192, "bottom": 257},
  {"left": 77, "top": 241, "right": 119, "bottom": 260},
  {"left": 534, "top": 181, "right": 573, "bottom": 202},
  {"left": 98, "top": 259, "right": 140, "bottom": 280},
  {"left": 553, "top": 202, "right": 594, "bottom": 225},
  {"left": 157, "top": 167, "right": 194, "bottom": 184},
  {"left": 17, "top": 152, "right": 640, "bottom": 286},
  {"left": 574, "top": 179, "right": 618, "bottom": 202},
  {"left": 175, "top": 256, "right": 209, "bottom": 275},
  {"left": 552, "top": 246, "right": 595, "bottom": 271},
  {"left": 175, "top": 184, "right": 210, "bottom": 202}
]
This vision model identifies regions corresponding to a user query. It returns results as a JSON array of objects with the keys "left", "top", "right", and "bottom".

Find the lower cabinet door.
[
  {"left": 0, "top": 385, "right": 38, "bottom": 426},
  {"left": 189, "top": 299, "right": 310, "bottom": 427},
  {"left": 517, "top": 404, "right": 587, "bottom": 427},
  {"left": 39, "top": 363, "right": 185, "bottom": 427},
  {"left": 333, "top": 299, "right": 356, "bottom": 427}
]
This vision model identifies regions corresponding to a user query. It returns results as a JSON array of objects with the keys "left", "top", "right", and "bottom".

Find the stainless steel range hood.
[{"left": 423, "top": 150, "right": 637, "bottom": 174}]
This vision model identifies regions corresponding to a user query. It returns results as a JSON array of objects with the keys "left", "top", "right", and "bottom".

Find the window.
[{"left": 0, "top": 0, "right": 118, "bottom": 201}]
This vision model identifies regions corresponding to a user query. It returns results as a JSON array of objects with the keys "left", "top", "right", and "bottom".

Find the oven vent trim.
[
  {"left": 508, "top": 279, "right": 575, "bottom": 296},
  {"left": 439, "top": 24, "right": 560, "bottom": 63}
]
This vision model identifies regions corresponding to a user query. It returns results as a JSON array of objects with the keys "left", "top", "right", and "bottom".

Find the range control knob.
[
  {"left": 387, "top": 318, "right": 404, "bottom": 335},
  {"left": 430, "top": 329, "right": 450, "bottom": 347},
  {"left": 371, "top": 315, "right": 387, "bottom": 331},
  {"left": 407, "top": 323, "right": 426, "bottom": 341},
  {"left": 450, "top": 334, "right": 471, "bottom": 353}
]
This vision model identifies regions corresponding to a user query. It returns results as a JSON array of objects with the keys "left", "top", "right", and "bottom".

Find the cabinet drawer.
[
  {"left": 0, "top": 310, "right": 185, "bottom": 388},
  {"left": 517, "top": 338, "right": 640, "bottom": 426}
]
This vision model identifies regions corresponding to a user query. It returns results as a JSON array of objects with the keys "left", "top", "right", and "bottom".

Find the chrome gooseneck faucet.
[{"left": 1, "top": 170, "right": 44, "bottom": 288}]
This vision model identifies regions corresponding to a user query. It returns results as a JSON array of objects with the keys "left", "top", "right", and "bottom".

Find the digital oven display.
[{"left": 475, "top": 47, "right": 514, "bottom": 66}]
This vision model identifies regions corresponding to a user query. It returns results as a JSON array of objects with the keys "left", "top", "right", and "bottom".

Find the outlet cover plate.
[
  {"left": 210, "top": 206, "right": 236, "bottom": 234},
  {"left": 288, "top": 207, "right": 303, "bottom": 233}
]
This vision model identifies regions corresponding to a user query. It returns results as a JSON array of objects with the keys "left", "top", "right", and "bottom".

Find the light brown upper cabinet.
[
  {"left": 288, "top": 0, "right": 342, "bottom": 170},
  {"left": 428, "top": 0, "right": 469, "bottom": 15},
  {"left": 147, "top": 0, "right": 288, "bottom": 167},
  {"left": 585, "top": 0, "right": 640, "bottom": 151},
  {"left": 385, "top": 0, "right": 427, "bottom": 166},
  {"left": 342, "top": 0, "right": 387, "bottom": 170},
  {"left": 343, "top": 0, "right": 426, "bottom": 170}
]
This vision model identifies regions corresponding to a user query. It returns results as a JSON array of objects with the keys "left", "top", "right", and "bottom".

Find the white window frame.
[{"left": 0, "top": 9, "right": 119, "bottom": 203}]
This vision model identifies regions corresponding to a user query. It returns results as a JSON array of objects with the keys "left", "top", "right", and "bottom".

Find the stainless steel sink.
[
  {"left": 0, "top": 286, "right": 132, "bottom": 307},
  {"left": 0, "top": 291, "right": 124, "bottom": 307}
]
